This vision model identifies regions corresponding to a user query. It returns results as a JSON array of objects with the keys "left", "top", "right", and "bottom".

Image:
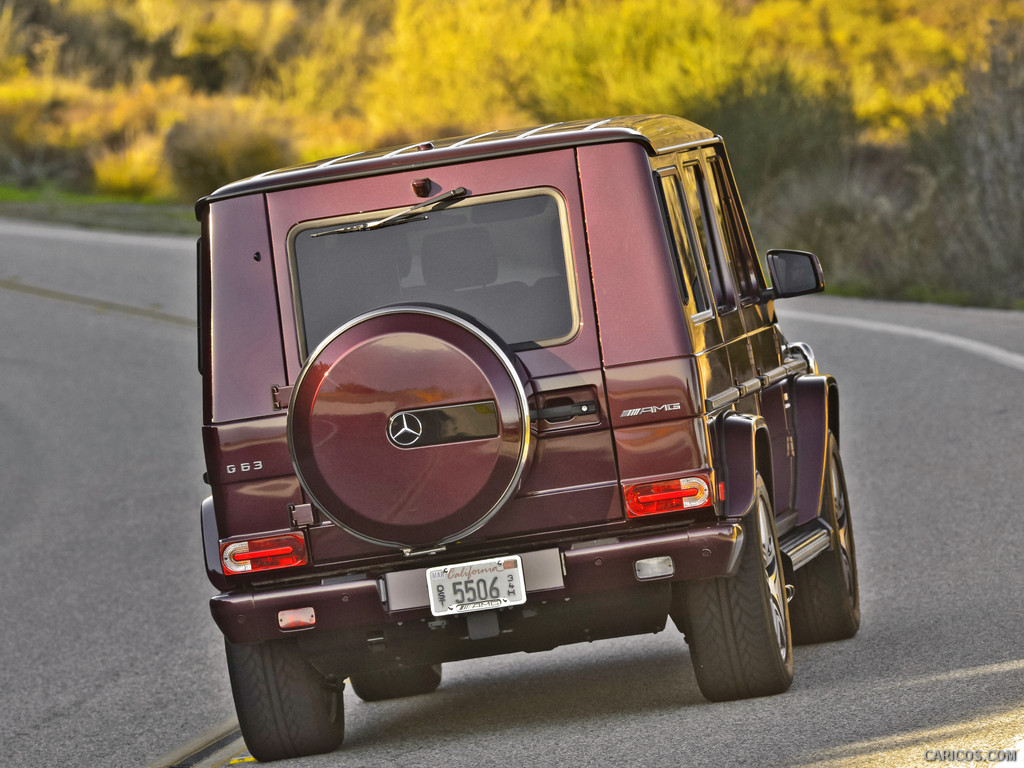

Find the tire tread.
[
  {"left": 350, "top": 664, "right": 442, "bottom": 702},
  {"left": 789, "top": 433, "right": 860, "bottom": 645},
  {"left": 226, "top": 639, "right": 344, "bottom": 762},
  {"left": 674, "top": 475, "right": 794, "bottom": 701}
]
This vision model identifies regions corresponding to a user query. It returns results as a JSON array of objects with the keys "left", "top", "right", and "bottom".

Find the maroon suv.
[{"left": 197, "top": 114, "right": 859, "bottom": 761}]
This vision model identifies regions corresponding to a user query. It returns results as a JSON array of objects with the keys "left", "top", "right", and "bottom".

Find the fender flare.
[
  {"left": 790, "top": 374, "right": 840, "bottom": 524},
  {"left": 717, "top": 412, "right": 774, "bottom": 520}
]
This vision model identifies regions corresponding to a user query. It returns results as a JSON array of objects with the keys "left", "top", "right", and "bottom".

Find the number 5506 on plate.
[{"left": 426, "top": 555, "right": 527, "bottom": 617}]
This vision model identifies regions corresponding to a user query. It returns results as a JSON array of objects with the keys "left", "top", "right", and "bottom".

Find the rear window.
[{"left": 290, "top": 190, "right": 578, "bottom": 356}]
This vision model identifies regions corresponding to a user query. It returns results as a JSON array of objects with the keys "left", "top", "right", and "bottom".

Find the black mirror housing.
[{"left": 764, "top": 249, "right": 825, "bottom": 299}]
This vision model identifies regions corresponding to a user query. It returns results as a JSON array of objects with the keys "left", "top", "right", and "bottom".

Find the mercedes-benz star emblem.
[{"left": 388, "top": 412, "right": 424, "bottom": 447}]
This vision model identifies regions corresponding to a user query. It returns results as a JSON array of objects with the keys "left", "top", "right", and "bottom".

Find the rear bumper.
[{"left": 211, "top": 522, "right": 743, "bottom": 645}]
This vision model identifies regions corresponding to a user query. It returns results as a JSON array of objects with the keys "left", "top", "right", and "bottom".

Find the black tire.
[
  {"left": 673, "top": 473, "right": 794, "bottom": 701},
  {"left": 225, "top": 638, "right": 344, "bottom": 762},
  {"left": 349, "top": 664, "right": 443, "bottom": 702},
  {"left": 789, "top": 431, "right": 860, "bottom": 644}
]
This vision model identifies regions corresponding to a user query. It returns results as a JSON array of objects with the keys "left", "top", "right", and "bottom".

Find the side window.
[
  {"left": 679, "top": 164, "right": 734, "bottom": 312},
  {"left": 707, "top": 155, "right": 761, "bottom": 302},
  {"left": 658, "top": 171, "right": 712, "bottom": 317}
]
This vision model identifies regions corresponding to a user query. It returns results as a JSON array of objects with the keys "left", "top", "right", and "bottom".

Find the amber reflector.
[{"left": 278, "top": 607, "right": 316, "bottom": 630}]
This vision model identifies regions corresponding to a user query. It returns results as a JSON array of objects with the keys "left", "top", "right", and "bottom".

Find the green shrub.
[
  {"left": 519, "top": 0, "right": 748, "bottom": 122},
  {"left": 93, "top": 132, "right": 174, "bottom": 198},
  {"left": 690, "top": 66, "right": 857, "bottom": 203},
  {"left": 747, "top": 17, "right": 1024, "bottom": 308},
  {"left": 907, "top": 20, "right": 1024, "bottom": 306},
  {"left": 163, "top": 106, "right": 294, "bottom": 201},
  {"left": 0, "top": 82, "right": 94, "bottom": 190}
]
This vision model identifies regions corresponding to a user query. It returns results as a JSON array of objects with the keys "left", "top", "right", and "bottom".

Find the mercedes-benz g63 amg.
[{"left": 197, "top": 114, "right": 859, "bottom": 761}]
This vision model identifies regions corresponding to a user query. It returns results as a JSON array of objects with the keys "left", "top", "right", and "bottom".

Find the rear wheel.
[
  {"left": 225, "top": 638, "right": 344, "bottom": 762},
  {"left": 789, "top": 431, "right": 860, "bottom": 644},
  {"left": 674, "top": 473, "right": 794, "bottom": 701},
  {"left": 349, "top": 664, "right": 443, "bottom": 702}
]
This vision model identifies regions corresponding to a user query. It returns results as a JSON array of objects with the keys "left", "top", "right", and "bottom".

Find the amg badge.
[{"left": 620, "top": 402, "right": 682, "bottom": 418}]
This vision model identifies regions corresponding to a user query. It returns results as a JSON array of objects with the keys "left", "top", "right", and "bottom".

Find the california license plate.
[{"left": 426, "top": 555, "right": 527, "bottom": 617}]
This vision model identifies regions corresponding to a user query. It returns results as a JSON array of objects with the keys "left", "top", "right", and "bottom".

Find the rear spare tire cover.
[{"left": 288, "top": 306, "right": 531, "bottom": 549}]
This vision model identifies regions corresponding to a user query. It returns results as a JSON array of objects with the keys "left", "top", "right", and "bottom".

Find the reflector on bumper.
[
  {"left": 278, "top": 607, "right": 316, "bottom": 630},
  {"left": 635, "top": 556, "right": 675, "bottom": 580}
]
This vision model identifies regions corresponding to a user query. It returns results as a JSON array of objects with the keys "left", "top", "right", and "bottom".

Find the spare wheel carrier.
[{"left": 287, "top": 306, "right": 531, "bottom": 550}]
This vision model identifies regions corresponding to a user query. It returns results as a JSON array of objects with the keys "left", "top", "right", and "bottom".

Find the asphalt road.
[{"left": 1, "top": 218, "right": 1022, "bottom": 768}]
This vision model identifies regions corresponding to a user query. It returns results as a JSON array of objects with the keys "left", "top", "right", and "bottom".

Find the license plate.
[{"left": 426, "top": 555, "right": 527, "bottom": 617}]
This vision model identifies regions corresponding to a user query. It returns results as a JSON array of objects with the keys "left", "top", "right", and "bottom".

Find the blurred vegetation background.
[{"left": 1, "top": 0, "right": 1022, "bottom": 306}]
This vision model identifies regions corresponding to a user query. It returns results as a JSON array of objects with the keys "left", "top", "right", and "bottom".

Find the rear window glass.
[{"left": 290, "top": 190, "right": 577, "bottom": 356}]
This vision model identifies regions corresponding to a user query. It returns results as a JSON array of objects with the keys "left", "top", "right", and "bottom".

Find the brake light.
[
  {"left": 624, "top": 476, "right": 713, "bottom": 518},
  {"left": 221, "top": 533, "right": 308, "bottom": 575}
]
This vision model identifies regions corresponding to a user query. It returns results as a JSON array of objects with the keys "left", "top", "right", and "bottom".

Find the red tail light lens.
[
  {"left": 624, "top": 476, "right": 713, "bottom": 518},
  {"left": 221, "top": 533, "right": 308, "bottom": 575}
]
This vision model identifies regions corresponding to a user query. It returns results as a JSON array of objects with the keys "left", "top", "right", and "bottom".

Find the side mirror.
[{"left": 764, "top": 249, "right": 824, "bottom": 299}]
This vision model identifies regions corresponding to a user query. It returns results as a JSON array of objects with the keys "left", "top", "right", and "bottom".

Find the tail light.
[
  {"left": 221, "top": 533, "right": 308, "bottom": 575},
  {"left": 624, "top": 475, "right": 713, "bottom": 518}
]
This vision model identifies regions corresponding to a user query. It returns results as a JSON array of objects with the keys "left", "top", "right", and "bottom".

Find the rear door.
[{"left": 264, "top": 149, "right": 622, "bottom": 554}]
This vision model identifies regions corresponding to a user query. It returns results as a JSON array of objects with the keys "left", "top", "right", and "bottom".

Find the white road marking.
[{"left": 782, "top": 309, "right": 1024, "bottom": 373}]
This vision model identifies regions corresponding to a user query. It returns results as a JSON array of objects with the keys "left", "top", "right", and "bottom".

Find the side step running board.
[{"left": 779, "top": 519, "right": 832, "bottom": 571}]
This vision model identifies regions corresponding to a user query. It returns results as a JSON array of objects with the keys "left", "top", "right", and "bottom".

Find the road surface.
[{"left": 1, "top": 219, "right": 1021, "bottom": 767}]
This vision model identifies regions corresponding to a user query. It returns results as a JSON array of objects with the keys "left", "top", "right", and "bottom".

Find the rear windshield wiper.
[{"left": 311, "top": 187, "right": 469, "bottom": 237}]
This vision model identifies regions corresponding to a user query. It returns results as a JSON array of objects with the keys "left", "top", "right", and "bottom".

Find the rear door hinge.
[
  {"left": 289, "top": 503, "right": 315, "bottom": 528},
  {"left": 272, "top": 384, "right": 293, "bottom": 410}
]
